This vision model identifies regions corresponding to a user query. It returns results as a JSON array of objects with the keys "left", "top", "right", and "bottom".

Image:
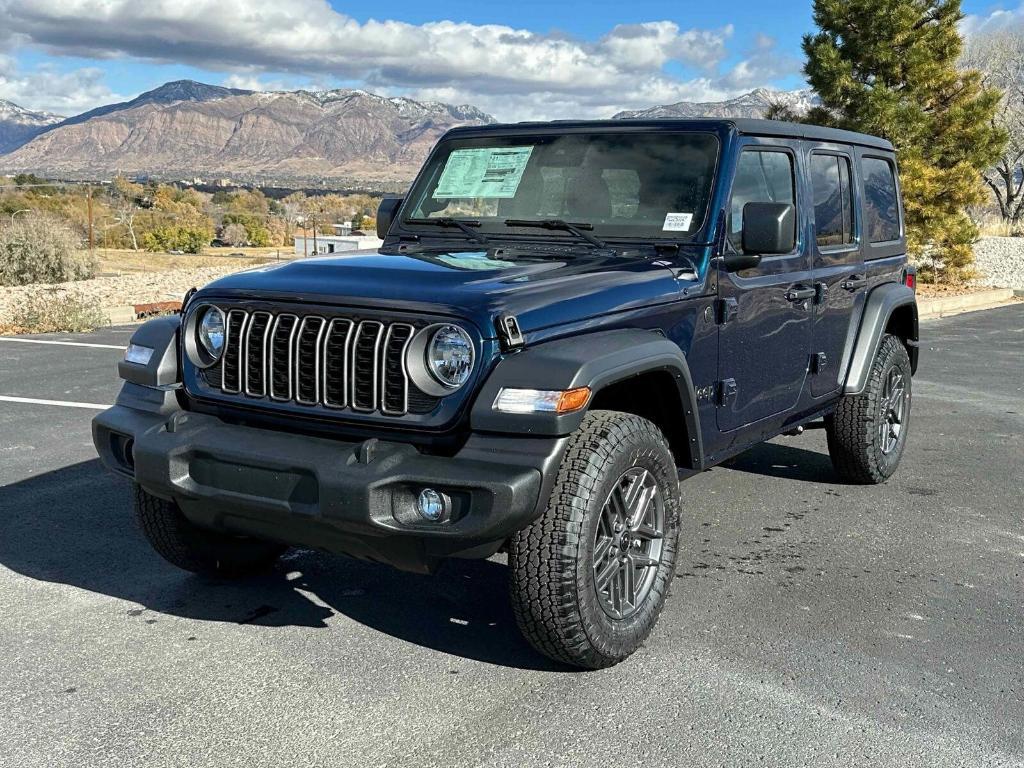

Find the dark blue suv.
[{"left": 94, "top": 119, "right": 919, "bottom": 669}]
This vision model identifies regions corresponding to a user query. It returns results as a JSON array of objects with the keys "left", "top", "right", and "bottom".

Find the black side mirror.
[
  {"left": 376, "top": 196, "right": 404, "bottom": 239},
  {"left": 741, "top": 202, "right": 796, "bottom": 256}
]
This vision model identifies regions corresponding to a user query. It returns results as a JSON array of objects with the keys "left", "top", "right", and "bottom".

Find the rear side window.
[
  {"left": 862, "top": 157, "right": 901, "bottom": 243},
  {"left": 729, "top": 150, "right": 795, "bottom": 252},
  {"left": 811, "top": 153, "right": 855, "bottom": 247}
]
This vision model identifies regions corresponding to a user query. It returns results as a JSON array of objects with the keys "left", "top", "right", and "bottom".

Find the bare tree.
[
  {"left": 221, "top": 222, "right": 249, "bottom": 247},
  {"left": 110, "top": 176, "right": 144, "bottom": 250},
  {"left": 963, "top": 30, "right": 1024, "bottom": 228}
]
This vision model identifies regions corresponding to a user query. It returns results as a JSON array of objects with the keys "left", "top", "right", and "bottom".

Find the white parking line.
[
  {"left": 0, "top": 337, "right": 125, "bottom": 350},
  {"left": 0, "top": 395, "right": 111, "bottom": 410}
]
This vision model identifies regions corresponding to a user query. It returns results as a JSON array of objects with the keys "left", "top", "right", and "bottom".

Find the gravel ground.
[
  {"left": 973, "top": 236, "right": 1024, "bottom": 289},
  {"left": 0, "top": 266, "right": 245, "bottom": 323}
]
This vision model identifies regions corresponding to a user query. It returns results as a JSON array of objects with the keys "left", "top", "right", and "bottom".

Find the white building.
[{"left": 293, "top": 234, "right": 383, "bottom": 257}]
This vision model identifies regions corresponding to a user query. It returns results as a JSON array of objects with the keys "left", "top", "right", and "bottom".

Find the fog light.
[{"left": 416, "top": 488, "right": 449, "bottom": 522}]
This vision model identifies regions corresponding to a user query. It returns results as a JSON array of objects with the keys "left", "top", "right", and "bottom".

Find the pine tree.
[{"left": 803, "top": 0, "right": 1006, "bottom": 283}]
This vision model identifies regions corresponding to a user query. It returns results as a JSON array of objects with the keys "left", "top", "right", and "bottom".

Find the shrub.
[
  {"left": 0, "top": 212, "right": 95, "bottom": 286},
  {"left": 4, "top": 291, "right": 108, "bottom": 334},
  {"left": 142, "top": 225, "right": 211, "bottom": 254}
]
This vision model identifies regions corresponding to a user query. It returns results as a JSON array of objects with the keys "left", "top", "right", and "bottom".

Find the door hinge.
[
  {"left": 496, "top": 314, "right": 525, "bottom": 351},
  {"left": 717, "top": 378, "right": 738, "bottom": 406},
  {"left": 811, "top": 352, "right": 828, "bottom": 374},
  {"left": 716, "top": 297, "right": 739, "bottom": 325}
]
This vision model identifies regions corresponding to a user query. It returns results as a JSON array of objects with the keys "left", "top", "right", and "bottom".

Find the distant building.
[{"left": 293, "top": 234, "right": 382, "bottom": 257}]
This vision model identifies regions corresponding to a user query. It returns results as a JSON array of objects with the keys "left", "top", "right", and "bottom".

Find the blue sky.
[{"left": 0, "top": 0, "right": 1019, "bottom": 121}]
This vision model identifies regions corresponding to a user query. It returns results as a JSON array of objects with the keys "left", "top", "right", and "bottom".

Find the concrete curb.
[
  {"left": 918, "top": 288, "right": 1017, "bottom": 320},
  {"left": 101, "top": 301, "right": 179, "bottom": 327}
]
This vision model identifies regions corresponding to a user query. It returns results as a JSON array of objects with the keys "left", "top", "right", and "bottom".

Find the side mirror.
[
  {"left": 740, "top": 201, "right": 796, "bottom": 257},
  {"left": 376, "top": 196, "right": 404, "bottom": 239}
]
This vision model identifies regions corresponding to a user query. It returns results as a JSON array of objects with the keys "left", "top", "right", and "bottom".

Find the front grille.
[{"left": 204, "top": 308, "right": 435, "bottom": 417}]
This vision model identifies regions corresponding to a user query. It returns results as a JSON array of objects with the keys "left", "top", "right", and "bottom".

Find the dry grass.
[
  {"left": 94, "top": 247, "right": 284, "bottom": 275},
  {"left": 0, "top": 290, "right": 108, "bottom": 334}
]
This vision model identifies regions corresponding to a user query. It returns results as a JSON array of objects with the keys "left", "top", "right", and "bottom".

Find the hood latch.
[{"left": 497, "top": 314, "right": 525, "bottom": 352}]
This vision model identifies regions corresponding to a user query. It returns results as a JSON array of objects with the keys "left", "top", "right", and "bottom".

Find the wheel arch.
[
  {"left": 843, "top": 282, "right": 918, "bottom": 396},
  {"left": 470, "top": 329, "right": 704, "bottom": 470}
]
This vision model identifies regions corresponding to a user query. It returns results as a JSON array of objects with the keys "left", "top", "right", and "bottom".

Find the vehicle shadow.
[
  {"left": 0, "top": 459, "right": 569, "bottom": 672},
  {"left": 720, "top": 439, "right": 844, "bottom": 483}
]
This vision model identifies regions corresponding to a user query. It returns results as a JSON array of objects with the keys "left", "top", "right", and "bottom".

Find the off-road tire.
[
  {"left": 133, "top": 484, "right": 286, "bottom": 576},
  {"left": 826, "top": 334, "right": 913, "bottom": 484},
  {"left": 509, "top": 410, "right": 681, "bottom": 669}
]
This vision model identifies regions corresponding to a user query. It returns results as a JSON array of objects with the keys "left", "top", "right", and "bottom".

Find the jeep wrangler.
[{"left": 93, "top": 119, "right": 918, "bottom": 669}]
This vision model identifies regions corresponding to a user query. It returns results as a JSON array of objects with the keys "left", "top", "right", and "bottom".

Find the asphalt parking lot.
[{"left": 1, "top": 305, "right": 1022, "bottom": 768}]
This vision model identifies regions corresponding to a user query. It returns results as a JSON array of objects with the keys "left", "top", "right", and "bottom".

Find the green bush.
[
  {"left": 5, "top": 291, "right": 108, "bottom": 334},
  {"left": 0, "top": 212, "right": 94, "bottom": 286},
  {"left": 142, "top": 225, "right": 211, "bottom": 254}
]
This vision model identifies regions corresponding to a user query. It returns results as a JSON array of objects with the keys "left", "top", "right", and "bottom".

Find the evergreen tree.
[{"left": 803, "top": 0, "right": 1006, "bottom": 282}]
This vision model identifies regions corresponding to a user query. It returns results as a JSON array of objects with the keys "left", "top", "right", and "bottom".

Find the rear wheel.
[
  {"left": 509, "top": 411, "right": 681, "bottom": 669},
  {"left": 826, "top": 334, "right": 913, "bottom": 484},
  {"left": 133, "top": 485, "right": 286, "bottom": 576}
]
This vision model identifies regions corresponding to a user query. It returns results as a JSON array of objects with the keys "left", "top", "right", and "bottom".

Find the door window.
[
  {"left": 810, "top": 153, "right": 855, "bottom": 248},
  {"left": 729, "top": 150, "right": 795, "bottom": 252},
  {"left": 862, "top": 157, "right": 901, "bottom": 243}
]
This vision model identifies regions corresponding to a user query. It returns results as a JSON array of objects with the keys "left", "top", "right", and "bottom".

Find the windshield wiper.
[
  {"left": 405, "top": 217, "right": 489, "bottom": 244},
  {"left": 504, "top": 218, "right": 606, "bottom": 249}
]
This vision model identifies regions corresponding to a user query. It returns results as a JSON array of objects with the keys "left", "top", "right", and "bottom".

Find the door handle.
[
  {"left": 785, "top": 286, "right": 816, "bottom": 302},
  {"left": 842, "top": 275, "right": 868, "bottom": 292}
]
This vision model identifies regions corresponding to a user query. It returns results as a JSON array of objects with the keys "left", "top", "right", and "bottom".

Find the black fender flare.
[
  {"left": 470, "top": 329, "right": 704, "bottom": 468},
  {"left": 117, "top": 315, "right": 181, "bottom": 388},
  {"left": 844, "top": 283, "right": 918, "bottom": 396}
]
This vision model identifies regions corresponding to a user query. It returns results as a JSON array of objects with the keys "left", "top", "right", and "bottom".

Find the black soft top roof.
[{"left": 445, "top": 118, "right": 894, "bottom": 153}]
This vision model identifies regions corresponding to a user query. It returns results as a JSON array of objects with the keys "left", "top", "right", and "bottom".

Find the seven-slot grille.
[{"left": 209, "top": 308, "right": 421, "bottom": 417}]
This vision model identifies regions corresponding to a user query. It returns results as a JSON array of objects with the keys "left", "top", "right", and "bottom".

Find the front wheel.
[
  {"left": 826, "top": 334, "right": 913, "bottom": 484},
  {"left": 509, "top": 411, "right": 681, "bottom": 669}
]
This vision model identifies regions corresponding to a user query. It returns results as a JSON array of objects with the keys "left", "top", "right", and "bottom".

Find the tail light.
[{"left": 903, "top": 269, "right": 917, "bottom": 292}]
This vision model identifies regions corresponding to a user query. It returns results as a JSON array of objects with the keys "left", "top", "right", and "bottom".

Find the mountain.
[
  {"left": 0, "top": 99, "right": 64, "bottom": 154},
  {"left": 0, "top": 80, "right": 496, "bottom": 184},
  {"left": 614, "top": 88, "right": 820, "bottom": 120}
]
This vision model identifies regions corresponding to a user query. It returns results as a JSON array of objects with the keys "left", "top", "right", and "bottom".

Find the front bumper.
[{"left": 93, "top": 385, "right": 565, "bottom": 573}]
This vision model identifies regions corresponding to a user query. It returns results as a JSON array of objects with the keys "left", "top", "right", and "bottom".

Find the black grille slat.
[
  {"left": 269, "top": 315, "right": 299, "bottom": 401},
  {"left": 351, "top": 321, "right": 384, "bottom": 412},
  {"left": 294, "top": 317, "right": 326, "bottom": 405},
  {"left": 201, "top": 307, "right": 427, "bottom": 418},
  {"left": 323, "top": 319, "right": 353, "bottom": 408},
  {"left": 381, "top": 324, "right": 414, "bottom": 415},
  {"left": 244, "top": 312, "right": 272, "bottom": 396},
  {"left": 222, "top": 310, "right": 248, "bottom": 393}
]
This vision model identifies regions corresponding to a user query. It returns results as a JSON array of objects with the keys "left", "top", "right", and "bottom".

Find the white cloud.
[
  {"left": 0, "top": 60, "right": 123, "bottom": 115},
  {"left": 961, "top": 4, "right": 1024, "bottom": 37},
  {"left": 716, "top": 34, "right": 800, "bottom": 90},
  {"left": 0, "top": 0, "right": 799, "bottom": 119}
]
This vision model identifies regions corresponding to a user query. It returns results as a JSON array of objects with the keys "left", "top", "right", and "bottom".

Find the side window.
[
  {"left": 810, "top": 153, "right": 855, "bottom": 248},
  {"left": 730, "top": 150, "right": 795, "bottom": 252},
  {"left": 862, "top": 157, "right": 901, "bottom": 243}
]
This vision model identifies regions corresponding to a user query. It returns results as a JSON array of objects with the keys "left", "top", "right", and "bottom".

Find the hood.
[{"left": 198, "top": 246, "right": 701, "bottom": 337}]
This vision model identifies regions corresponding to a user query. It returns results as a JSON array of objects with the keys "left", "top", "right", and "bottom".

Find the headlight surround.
[
  {"left": 197, "top": 306, "right": 226, "bottom": 361},
  {"left": 426, "top": 324, "right": 475, "bottom": 390}
]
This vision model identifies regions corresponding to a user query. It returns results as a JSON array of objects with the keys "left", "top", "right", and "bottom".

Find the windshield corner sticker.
[
  {"left": 663, "top": 212, "right": 694, "bottom": 232},
  {"left": 433, "top": 146, "right": 534, "bottom": 200}
]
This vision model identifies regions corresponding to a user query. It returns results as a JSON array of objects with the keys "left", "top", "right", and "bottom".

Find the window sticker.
[
  {"left": 663, "top": 212, "right": 694, "bottom": 232},
  {"left": 433, "top": 146, "right": 534, "bottom": 199}
]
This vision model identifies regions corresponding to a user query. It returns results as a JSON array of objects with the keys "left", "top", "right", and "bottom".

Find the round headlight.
[
  {"left": 426, "top": 325, "right": 474, "bottom": 389},
  {"left": 197, "top": 306, "right": 225, "bottom": 361}
]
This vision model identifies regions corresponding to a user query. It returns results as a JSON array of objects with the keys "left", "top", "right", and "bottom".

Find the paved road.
[{"left": 1, "top": 307, "right": 1022, "bottom": 768}]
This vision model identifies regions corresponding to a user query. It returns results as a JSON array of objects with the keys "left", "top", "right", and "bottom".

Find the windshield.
[{"left": 403, "top": 131, "right": 720, "bottom": 242}]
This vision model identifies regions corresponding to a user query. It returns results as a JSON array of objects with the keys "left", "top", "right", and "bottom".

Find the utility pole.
[{"left": 87, "top": 186, "right": 95, "bottom": 254}]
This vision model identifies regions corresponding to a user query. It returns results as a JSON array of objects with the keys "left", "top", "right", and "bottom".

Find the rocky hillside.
[
  {"left": 0, "top": 99, "right": 63, "bottom": 154},
  {"left": 614, "top": 88, "right": 820, "bottom": 120},
  {"left": 0, "top": 80, "right": 495, "bottom": 183}
]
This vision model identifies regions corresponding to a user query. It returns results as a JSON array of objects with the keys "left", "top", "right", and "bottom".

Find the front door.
[
  {"left": 717, "top": 142, "right": 813, "bottom": 432},
  {"left": 806, "top": 148, "right": 866, "bottom": 397}
]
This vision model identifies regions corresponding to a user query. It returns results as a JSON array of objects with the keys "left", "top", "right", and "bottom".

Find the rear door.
[
  {"left": 806, "top": 147, "right": 866, "bottom": 397},
  {"left": 717, "top": 140, "right": 812, "bottom": 432}
]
